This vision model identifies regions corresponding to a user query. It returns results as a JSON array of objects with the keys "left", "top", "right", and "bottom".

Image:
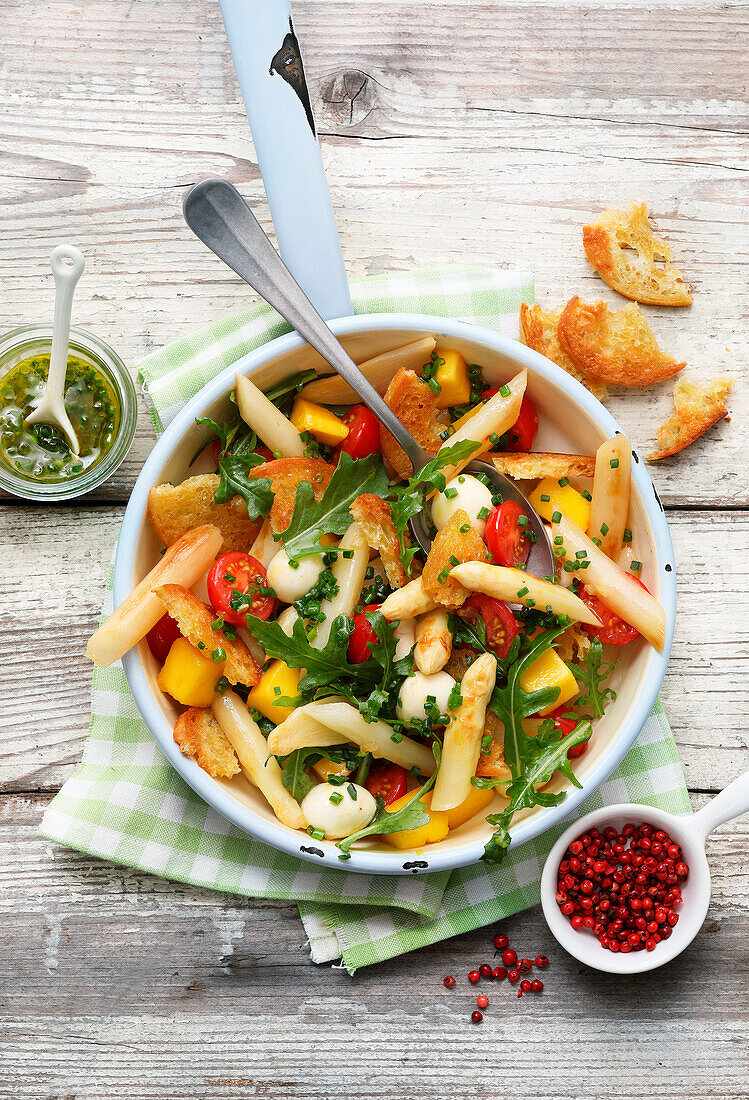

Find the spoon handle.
[
  {"left": 183, "top": 178, "right": 432, "bottom": 474},
  {"left": 691, "top": 769, "right": 749, "bottom": 842},
  {"left": 48, "top": 245, "right": 86, "bottom": 407}
]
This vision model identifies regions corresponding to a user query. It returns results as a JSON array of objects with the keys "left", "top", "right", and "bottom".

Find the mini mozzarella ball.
[
  {"left": 396, "top": 669, "right": 457, "bottom": 722},
  {"left": 393, "top": 618, "right": 416, "bottom": 660},
  {"left": 431, "top": 473, "right": 494, "bottom": 537},
  {"left": 301, "top": 782, "right": 377, "bottom": 839},
  {"left": 267, "top": 547, "right": 324, "bottom": 604}
]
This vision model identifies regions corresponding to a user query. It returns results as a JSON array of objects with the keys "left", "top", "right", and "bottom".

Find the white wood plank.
[{"left": 1, "top": 505, "right": 746, "bottom": 793}]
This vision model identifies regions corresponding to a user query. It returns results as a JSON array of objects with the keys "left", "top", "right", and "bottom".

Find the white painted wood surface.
[{"left": 0, "top": 1, "right": 747, "bottom": 1097}]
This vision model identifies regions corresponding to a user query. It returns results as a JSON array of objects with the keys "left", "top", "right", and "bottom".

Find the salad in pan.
[{"left": 87, "top": 337, "right": 665, "bottom": 863}]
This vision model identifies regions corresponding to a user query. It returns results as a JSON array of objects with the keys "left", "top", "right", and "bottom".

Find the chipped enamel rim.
[{"left": 116, "top": 314, "right": 676, "bottom": 875}]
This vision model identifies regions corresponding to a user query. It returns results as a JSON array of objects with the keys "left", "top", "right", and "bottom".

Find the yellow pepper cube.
[
  {"left": 433, "top": 347, "right": 471, "bottom": 409},
  {"left": 382, "top": 790, "right": 449, "bottom": 849},
  {"left": 291, "top": 397, "right": 349, "bottom": 446},
  {"left": 519, "top": 648, "right": 578, "bottom": 717},
  {"left": 312, "top": 757, "right": 350, "bottom": 782},
  {"left": 529, "top": 477, "right": 590, "bottom": 531},
  {"left": 157, "top": 637, "right": 224, "bottom": 707},
  {"left": 444, "top": 785, "right": 495, "bottom": 830},
  {"left": 247, "top": 660, "right": 303, "bottom": 726}
]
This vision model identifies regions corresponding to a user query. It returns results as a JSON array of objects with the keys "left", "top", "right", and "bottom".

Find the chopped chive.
[
  {"left": 552, "top": 510, "right": 562, "bottom": 524},
  {"left": 623, "top": 529, "right": 632, "bottom": 543},
  {"left": 347, "top": 783, "right": 358, "bottom": 801},
  {"left": 563, "top": 561, "right": 576, "bottom": 572},
  {"left": 477, "top": 506, "right": 490, "bottom": 520},
  {"left": 211, "top": 616, "right": 224, "bottom": 631},
  {"left": 342, "top": 549, "right": 354, "bottom": 559},
  {"left": 307, "top": 826, "right": 324, "bottom": 841},
  {"left": 272, "top": 449, "right": 282, "bottom": 460},
  {"left": 517, "top": 515, "right": 529, "bottom": 528},
  {"left": 526, "top": 598, "right": 535, "bottom": 607},
  {"left": 329, "top": 791, "right": 343, "bottom": 805},
  {"left": 540, "top": 493, "right": 550, "bottom": 502},
  {"left": 554, "top": 535, "right": 563, "bottom": 546},
  {"left": 491, "top": 493, "right": 503, "bottom": 506},
  {"left": 558, "top": 477, "right": 569, "bottom": 487},
  {"left": 390, "top": 731, "right": 403, "bottom": 743},
  {"left": 553, "top": 547, "right": 566, "bottom": 558},
  {"left": 289, "top": 558, "right": 299, "bottom": 570},
  {"left": 444, "top": 486, "right": 458, "bottom": 499},
  {"left": 459, "top": 522, "right": 471, "bottom": 533},
  {"left": 481, "top": 734, "right": 493, "bottom": 755},
  {"left": 600, "top": 523, "right": 609, "bottom": 536},
  {"left": 575, "top": 550, "right": 587, "bottom": 559},
  {"left": 197, "top": 641, "right": 206, "bottom": 650},
  {"left": 581, "top": 489, "right": 592, "bottom": 501},
  {"left": 499, "top": 384, "right": 510, "bottom": 397},
  {"left": 610, "top": 458, "right": 620, "bottom": 469},
  {"left": 630, "top": 561, "right": 642, "bottom": 572},
  {"left": 448, "top": 555, "right": 460, "bottom": 567},
  {"left": 517, "top": 586, "right": 529, "bottom": 598},
  {"left": 489, "top": 433, "right": 500, "bottom": 445},
  {"left": 592, "top": 536, "right": 602, "bottom": 547}
]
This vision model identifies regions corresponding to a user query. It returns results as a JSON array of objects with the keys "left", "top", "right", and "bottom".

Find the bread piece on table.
[
  {"left": 154, "top": 583, "right": 262, "bottom": 687},
  {"left": 379, "top": 368, "right": 449, "bottom": 479},
  {"left": 422, "top": 509, "right": 490, "bottom": 610},
  {"left": 583, "top": 202, "right": 692, "bottom": 307},
  {"left": 491, "top": 451, "right": 595, "bottom": 481},
  {"left": 174, "top": 706, "right": 240, "bottom": 778},
  {"left": 558, "top": 297, "right": 685, "bottom": 387},
  {"left": 148, "top": 474, "right": 261, "bottom": 551},
  {"left": 519, "top": 303, "right": 608, "bottom": 401},
  {"left": 648, "top": 376, "right": 734, "bottom": 461},
  {"left": 350, "top": 493, "right": 409, "bottom": 589}
]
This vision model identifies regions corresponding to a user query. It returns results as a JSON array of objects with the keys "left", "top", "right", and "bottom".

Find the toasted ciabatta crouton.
[
  {"left": 491, "top": 451, "right": 596, "bottom": 481},
  {"left": 555, "top": 621, "right": 593, "bottom": 665},
  {"left": 648, "top": 376, "right": 734, "bottom": 461},
  {"left": 148, "top": 474, "right": 261, "bottom": 551},
  {"left": 519, "top": 303, "right": 608, "bottom": 401},
  {"left": 475, "top": 710, "right": 512, "bottom": 785},
  {"left": 174, "top": 706, "right": 240, "bottom": 778},
  {"left": 422, "top": 509, "right": 490, "bottom": 610},
  {"left": 558, "top": 298, "right": 685, "bottom": 387},
  {"left": 583, "top": 203, "right": 692, "bottom": 307},
  {"left": 379, "top": 368, "right": 449, "bottom": 479},
  {"left": 246, "top": 457, "right": 334, "bottom": 533},
  {"left": 154, "top": 584, "right": 262, "bottom": 687},
  {"left": 350, "top": 493, "right": 409, "bottom": 588}
]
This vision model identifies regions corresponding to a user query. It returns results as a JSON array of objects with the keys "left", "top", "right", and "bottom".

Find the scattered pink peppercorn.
[
  {"left": 477, "top": 994, "right": 489, "bottom": 1009},
  {"left": 472, "top": 1010, "right": 483, "bottom": 1024}
]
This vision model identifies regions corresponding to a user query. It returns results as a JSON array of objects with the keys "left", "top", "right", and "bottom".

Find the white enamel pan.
[{"left": 114, "top": 0, "right": 676, "bottom": 874}]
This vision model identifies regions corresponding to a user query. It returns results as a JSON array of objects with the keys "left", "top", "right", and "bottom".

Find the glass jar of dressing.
[{"left": 0, "top": 324, "right": 136, "bottom": 500}]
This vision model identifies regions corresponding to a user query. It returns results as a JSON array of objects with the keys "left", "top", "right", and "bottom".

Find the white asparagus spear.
[
  {"left": 431, "top": 652, "right": 497, "bottom": 811},
  {"left": 587, "top": 435, "right": 632, "bottom": 558},
  {"left": 449, "top": 561, "right": 602, "bottom": 626},
  {"left": 414, "top": 608, "right": 452, "bottom": 675},
  {"left": 86, "top": 524, "right": 223, "bottom": 666},
  {"left": 380, "top": 576, "right": 437, "bottom": 622},
  {"left": 299, "top": 337, "right": 437, "bottom": 404},
  {"left": 235, "top": 372, "right": 304, "bottom": 457}
]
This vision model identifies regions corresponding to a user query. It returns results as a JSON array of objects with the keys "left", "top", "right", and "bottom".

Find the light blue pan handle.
[{"left": 218, "top": 0, "right": 353, "bottom": 321}]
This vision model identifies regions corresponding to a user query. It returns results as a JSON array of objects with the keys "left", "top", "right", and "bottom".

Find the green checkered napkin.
[{"left": 39, "top": 267, "right": 691, "bottom": 974}]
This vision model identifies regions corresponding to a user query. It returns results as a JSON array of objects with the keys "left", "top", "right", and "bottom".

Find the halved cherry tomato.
[
  {"left": 147, "top": 613, "right": 181, "bottom": 663},
  {"left": 548, "top": 705, "right": 590, "bottom": 759},
  {"left": 207, "top": 551, "right": 275, "bottom": 627},
  {"left": 211, "top": 439, "right": 273, "bottom": 468},
  {"left": 347, "top": 603, "right": 382, "bottom": 663},
  {"left": 485, "top": 500, "right": 531, "bottom": 567},
  {"left": 578, "top": 577, "right": 648, "bottom": 647},
  {"left": 365, "top": 761, "right": 407, "bottom": 806},
  {"left": 332, "top": 405, "right": 380, "bottom": 462},
  {"left": 505, "top": 396, "right": 539, "bottom": 452},
  {"left": 460, "top": 594, "right": 519, "bottom": 659}
]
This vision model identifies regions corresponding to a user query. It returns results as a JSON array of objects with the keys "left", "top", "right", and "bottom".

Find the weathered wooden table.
[{"left": 1, "top": 2, "right": 747, "bottom": 1096}]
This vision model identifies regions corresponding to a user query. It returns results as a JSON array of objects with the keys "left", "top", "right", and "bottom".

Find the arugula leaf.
[
  {"left": 278, "top": 452, "right": 390, "bottom": 561},
  {"left": 480, "top": 720, "right": 591, "bottom": 862},
  {"left": 336, "top": 746, "right": 441, "bottom": 858},
  {"left": 278, "top": 747, "right": 322, "bottom": 802},
  {"left": 447, "top": 610, "right": 488, "bottom": 654},
  {"left": 244, "top": 613, "right": 382, "bottom": 696},
  {"left": 214, "top": 454, "right": 274, "bottom": 519},
  {"left": 567, "top": 638, "right": 618, "bottom": 718},
  {"left": 488, "top": 628, "right": 567, "bottom": 778},
  {"left": 387, "top": 439, "right": 481, "bottom": 576}
]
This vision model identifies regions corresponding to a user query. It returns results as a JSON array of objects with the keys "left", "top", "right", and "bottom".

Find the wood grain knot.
[{"left": 320, "top": 70, "right": 377, "bottom": 128}]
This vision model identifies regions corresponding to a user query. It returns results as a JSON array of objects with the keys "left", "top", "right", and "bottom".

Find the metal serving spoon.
[
  {"left": 27, "top": 245, "right": 86, "bottom": 455},
  {"left": 183, "top": 178, "right": 552, "bottom": 572}
]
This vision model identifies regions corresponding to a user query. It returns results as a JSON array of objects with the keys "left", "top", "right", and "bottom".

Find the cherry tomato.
[
  {"left": 365, "top": 761, "right": 407, "bottom": 805},
  {"left": 548, "top": 706, "right": 589, "bottom": 758},
  {"left": 332, "top": 405, "right": 380, "bottom": 462},
  {"left": 146, "top": 613, "right": 181, "bottom": 663},
  {"left": 578, "top": 577, "right": 648, "bottom": 647},
  {"left": 461, "top": 594, "right": 519, "bottom": 659},
  {"left": 347, "top": 603, "right": 382, "bottom": 663},
  {"left": 207, "top": 551, "right": 275, "bottom": 627},
  {"left": 211, "top": 439, "right": 272, "bottom": 467},
  {"left": 505, "top": 396, "right": 539, "bottom": 452},
  {"left": 485, "top": 501, "right": 531, "bottom": 567}
]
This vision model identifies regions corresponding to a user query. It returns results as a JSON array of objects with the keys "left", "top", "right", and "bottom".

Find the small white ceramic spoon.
[
  {"left": 540, "top": 769, "right": 749, "bottom": 974},
  {"left": 26, "top": 245, "right": 86, "bottom": 454}
]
